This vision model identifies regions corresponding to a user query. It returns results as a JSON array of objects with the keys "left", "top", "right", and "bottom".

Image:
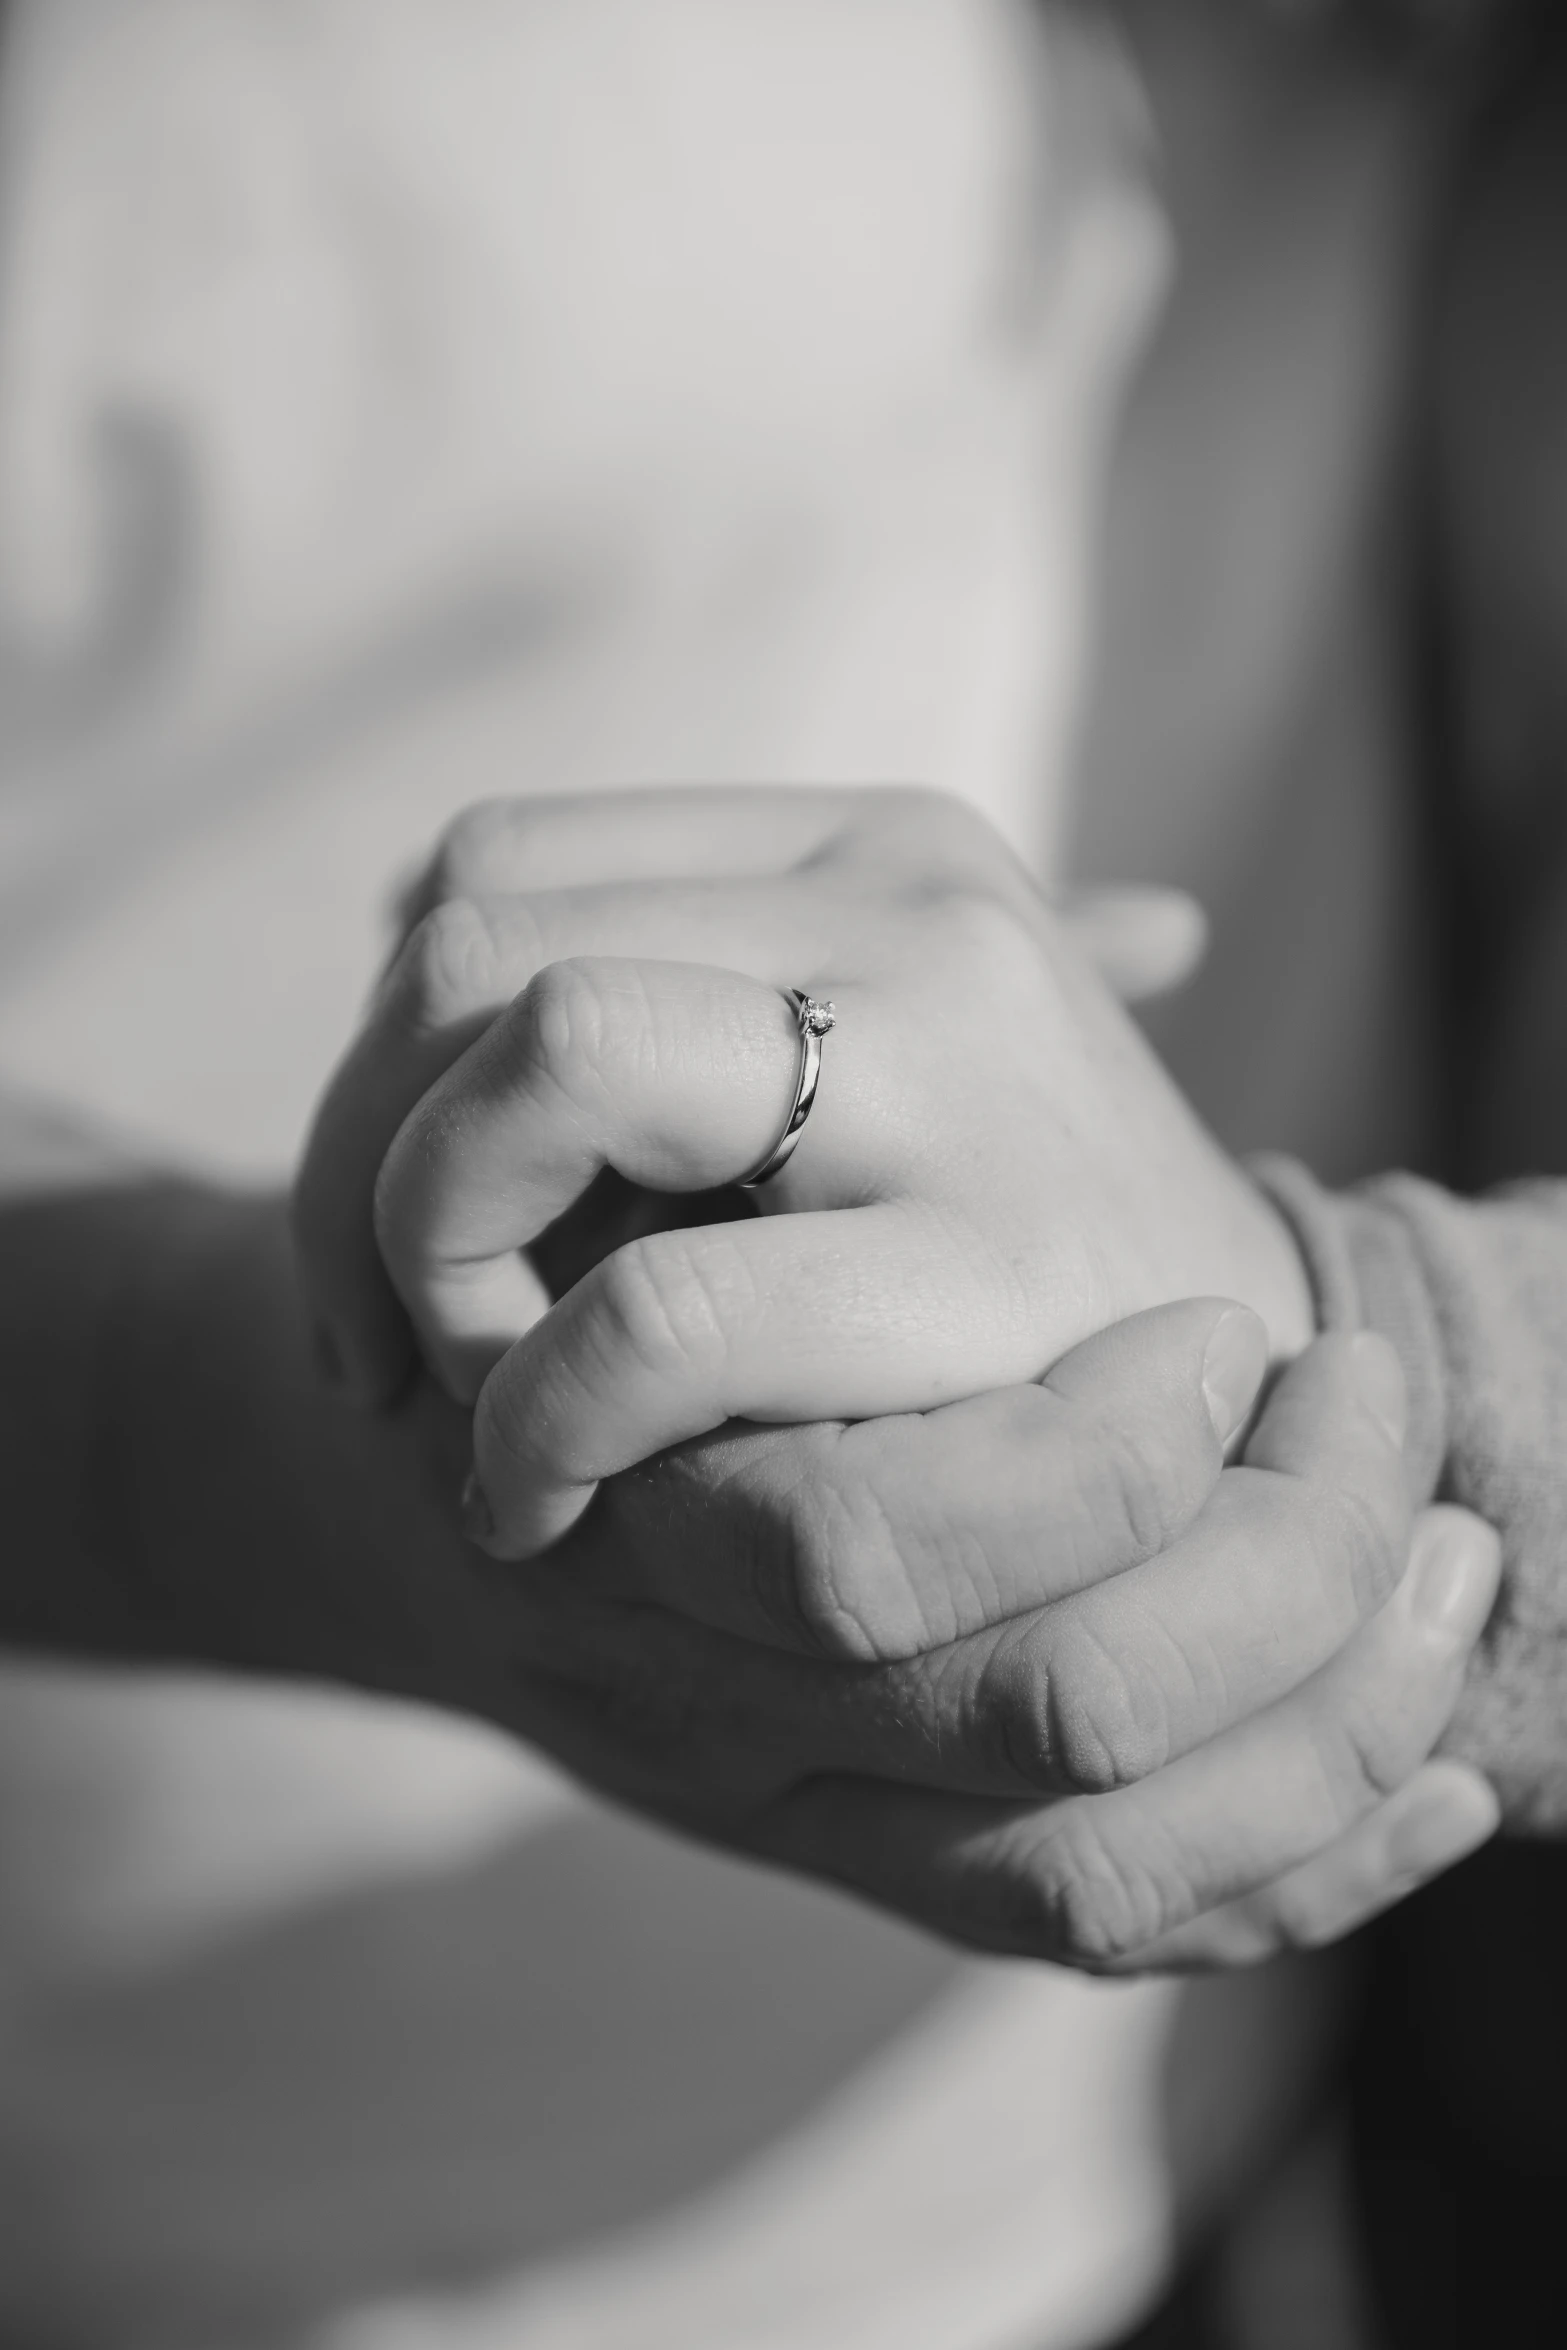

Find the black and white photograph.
[{"left": 0, "top": 4, "right": 1560, "bottom": 2345}]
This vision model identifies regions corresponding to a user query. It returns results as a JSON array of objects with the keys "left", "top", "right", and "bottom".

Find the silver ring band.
[{"left": 738, "top": 990, "right": 835, "bottom": 1189}]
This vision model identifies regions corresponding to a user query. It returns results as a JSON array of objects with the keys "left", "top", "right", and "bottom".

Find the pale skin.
[
  {"left": 291, "top": 783, "right": 1504, "bottom": 1971},
  {"left": 301, "top": 787, "right": 1315, "bottom": 1547}
]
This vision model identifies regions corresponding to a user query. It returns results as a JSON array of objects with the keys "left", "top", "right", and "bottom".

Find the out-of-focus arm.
[{"left": 0, "top": 1089, "right": 508, "bottom": 1718}]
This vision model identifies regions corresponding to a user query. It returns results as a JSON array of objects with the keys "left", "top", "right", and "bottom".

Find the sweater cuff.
[{"left": 1248, "top": 1153, "right": 1450, "bottom": 1507}]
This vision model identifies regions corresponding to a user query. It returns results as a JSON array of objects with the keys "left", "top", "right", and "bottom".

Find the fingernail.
[
  {"left": 1350, "top": 1331, "right": 1407, "bottom": 1449},
  {"left": 1201, "top": 1307, "right": 1269, "bottom": 1447},
  {"left": 310, "top": 1320, "right": 346, "bottom": 1391},
  {"left": 1410, "top": 1512, "right": 1499, "bottom": 1639},
  {"left": 460, "top": 1468, "right": 495, "bottom": 1545}
]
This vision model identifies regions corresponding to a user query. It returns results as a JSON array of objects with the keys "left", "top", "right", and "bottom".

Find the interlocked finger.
[
  {"left": 470, "top": 1200, "right": 1054, "bottom": 1556},
  {"left": 296, "top": 888, "right": 845, "bottom": 1402},
  {"left": 295, "top": 780, "right": 1212, "bottom": 1407},
  {"left": 688, "top": 1331, "right": 1411, "bottom": 1795},
  {"left": 582, "top": 1299, "right": 1258, "bottom": 1660},
  {"left": 1110, "top": 1756, "right": 1500, "bottom": 1971},
  {"left": 403, "top": 785, "right": 871, "bottom": 921},
  {"left": 375, "top": 955, "right": 906, "bottom": 1409},
  {"left": 522, "top": 1331, "right": 1414, "bottom": 1804},
  {"left": 742, "top": 1506, "right": 1500, "bottom": 1966}
]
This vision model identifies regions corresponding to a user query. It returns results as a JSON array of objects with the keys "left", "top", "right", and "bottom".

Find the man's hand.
[
  {"left": 283, "top": 785, "right": 1499, "bottom": 1964},
  {"left": 454, "top": 1307, "right": 1499, "bottom": 1972},
  {"left": 3, "top": 1164, "right": 1490, "bottom": 1975}
]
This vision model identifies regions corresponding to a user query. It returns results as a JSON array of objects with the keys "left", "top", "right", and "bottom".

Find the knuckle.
[
  {"left": 961, "top": 1628, "right": 1057, "bottom": 1795},
  {"left": 673, "top": 1435, "right": 896, "bottom": 1662},
  {"left": 997, "top": 1615, "right": 1173, "bottom": 1797},
  {"left": 1066, "top": 1414, "right": 1208, "bottom": 1581},
  {"left": 755, "top": 1527, "right": 861, "bottom": 1663},
  {"left": 480, "top": 896, "right": 551, "bottom": 989},
  {"left": 396, "top": 898, "right": 505, "bottom": 1031},
  {"left": 774, "top": 1428, "right": 984, "bottom": 1662},
  {"left": 500, "top": 957, "right": 612, "bottom": 1101},
  {"left": 808, "top": 1475, "right": 958, "bottom": 1663},
  {"left": 1316, "top": 1686, "right": 1412, "bottom": 1814},
  {"left": 619, "top": 1431, "right": 830, "bottom": 1655},
  {"left": 1025, "top": 1806, "right": 1175, "bottom": 1969},
  {"left": 715, "top": 1428, "right": 993, "bottom": 1665},
  {"left": 433, "top": 797, "right": 534, "bottom": 898},
  {"left": 770, "top": 1472, "right": 910, "bottom": 1661},
  {"left": 596, "top": 1232, "right": 747, "bottom": 1383},
  {"left": 594, "top": 1244, "right": 700, "bottom": 1381}
]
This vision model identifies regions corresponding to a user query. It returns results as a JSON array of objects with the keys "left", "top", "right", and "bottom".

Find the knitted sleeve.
[{"left": 1256, "top": 1154, "right": 1567, "bottom": 1832}]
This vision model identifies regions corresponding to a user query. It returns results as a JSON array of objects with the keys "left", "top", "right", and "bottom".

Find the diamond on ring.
[{"left": 737, "top": 986, "right": 836, "bottom": 1189}]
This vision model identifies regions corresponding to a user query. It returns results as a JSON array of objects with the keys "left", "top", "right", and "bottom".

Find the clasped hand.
[{"left": 295, "top": 786, "right": 1500, "bottom": 1970}]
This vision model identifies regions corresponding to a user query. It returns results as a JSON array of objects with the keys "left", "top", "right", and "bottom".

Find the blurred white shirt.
[{"left": 0, "top": 8, "right": 1186, "bottom": 2348}]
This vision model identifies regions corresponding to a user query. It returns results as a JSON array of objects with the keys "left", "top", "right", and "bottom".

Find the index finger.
[
  {"left": 293, "top": 888, "right": 831, "bottom": 1404},
  {"left": 743, "top": 1507, "right": 1499, "bottom": 1965},
  {"left": 375, "top": 955, "right": 877, "bottom": 1406}
]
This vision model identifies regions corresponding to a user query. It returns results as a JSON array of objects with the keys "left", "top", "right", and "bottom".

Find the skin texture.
[
  {"left": 2, "top": 1164, "right": 1494, "bottom": 1975},
  {"left": 281, "top": 784, "right": 1504, "bottom": 1965},
  {"left": 508, "top": 1328, "right": 1502, "bottom": 1970},
  {"left": 297, "top": 786, "right": 1315, "bottom": 1555}
]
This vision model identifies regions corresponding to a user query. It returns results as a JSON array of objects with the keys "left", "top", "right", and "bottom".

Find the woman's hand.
[{"left": 295, "top": 785, "right": 1310, "bottom": 1556}]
